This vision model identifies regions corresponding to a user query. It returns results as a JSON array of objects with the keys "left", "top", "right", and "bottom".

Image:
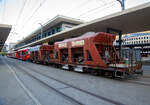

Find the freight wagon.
[
  {"left": 8, "top": 32, "right": 143, "bottom": 78},
  {"left": 30, "top": 45, "right": 55, "bottom": 64}
]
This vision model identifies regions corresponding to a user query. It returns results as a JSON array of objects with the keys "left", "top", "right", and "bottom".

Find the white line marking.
[{"left": 3, "top": 58, "right": 42, "bottom": 105}]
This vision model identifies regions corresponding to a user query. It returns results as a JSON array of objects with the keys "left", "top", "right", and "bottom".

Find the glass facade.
[
  {"left": 14, "top": 20, "right": 80, "bottom": 49},
  {"left": 15, "top": 24, "right": 63, "bottom": 48}
]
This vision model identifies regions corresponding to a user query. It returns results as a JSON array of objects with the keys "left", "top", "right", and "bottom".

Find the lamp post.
[
  {"left": 38, "top": 23, "right": 43, "bottom": 39},
  {"left": 116, "top": 0, "right": 125, "bottom": 11}
]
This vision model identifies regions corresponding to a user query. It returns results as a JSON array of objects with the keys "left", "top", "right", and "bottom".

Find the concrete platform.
[
  {"left": 0, "top": 55, "right": 35, "bottom": 105},
  {"left": 1, "top": 55, "right": 150, "bottom": 105}
]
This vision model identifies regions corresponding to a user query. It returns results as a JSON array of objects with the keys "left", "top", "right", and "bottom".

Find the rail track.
[
  {"left": 8, "top": 59, "right": 126, "bottom": 105},
  {"left": 28, "top": 61, "right": 150, "bottom": 88},
  {"left": 8, "top": 61, "right": 84, "bottom": 105},
  {"left": 126, "top": 79, "right": 150, "bottom": 87}
]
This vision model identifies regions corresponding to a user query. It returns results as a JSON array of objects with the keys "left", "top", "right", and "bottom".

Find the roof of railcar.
[{"left": 55, "top": 32, "right": 115, "bottom": 44}]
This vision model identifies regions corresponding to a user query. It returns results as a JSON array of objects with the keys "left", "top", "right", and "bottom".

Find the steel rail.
[
  {"left": 8, "top": 61, "right": 84, "bottom": 105},
  {"left": 23, "top": 62, "right": 126, "bottom": 105}
]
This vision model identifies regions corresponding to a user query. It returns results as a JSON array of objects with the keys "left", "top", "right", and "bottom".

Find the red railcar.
[
  {"left": 54, "top": 32, "right": 142, "bottom": 77},
  {"left": 16, "top": 48, "right": 31, "bottom": 60},
  {"left": 30, "top": 45, "right": 55, "bottom": 64}
]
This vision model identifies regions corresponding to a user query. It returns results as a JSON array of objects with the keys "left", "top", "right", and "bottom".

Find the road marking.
[{"left": 2, "top": 58, "right": 42, "bottom": 105}]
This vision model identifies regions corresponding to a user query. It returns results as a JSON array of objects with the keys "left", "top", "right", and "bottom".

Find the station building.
[
  {"left": 14, "top": 15, "right": 85, "bottom": 49},
  {"left": 14, "top": 3, "right": 150, "bottom": 54},
  {"left": 114, "top": 31, "right": 150, "bottom": 57},
  {"left": 122, "top": 31, "right": 150, "bottom": 45}
]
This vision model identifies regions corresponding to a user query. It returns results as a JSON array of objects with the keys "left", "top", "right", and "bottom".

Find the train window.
[
  {"left": 17, "top": 52, "right": 20, "bottom": 56},
  {"left": 25, "top": 51, "right": 28, "bottom": 55},
  {"left": 87, "top": 50, "right": 93, "bottom": 61},
  {"left": 22, "top": 51, "right": 25, "bottom": 55}
]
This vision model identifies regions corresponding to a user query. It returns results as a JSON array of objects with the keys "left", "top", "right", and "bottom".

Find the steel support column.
[{"left": 106, "top": 28, "right": 122, "bottom": 59}]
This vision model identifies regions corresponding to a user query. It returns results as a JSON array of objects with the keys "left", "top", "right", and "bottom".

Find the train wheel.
[
  {"left": 45, "top": 62, "right": 49, "bottom": 66},
  {"left": 69, "top": 65, "right": 74, "bottom": 71},
  {"left": 140, "top": 70, "right": 143, "bottom": 76},
  {"left": 92, "top": 70, "right": 99, "bottom": 76},
  {"left": 111, "top": 71, "right": 116, "bottom": 79}
]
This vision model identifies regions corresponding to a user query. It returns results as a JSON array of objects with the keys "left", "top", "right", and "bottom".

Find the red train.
[
  {"left": 30, "top": 45, "right": 55, "bottom": 64},
  {"left": 8, "top": 32, "right": 143, "bottom": 78},
  {"left": 8, "top": 48, "right": 31, "bottom": 61}
]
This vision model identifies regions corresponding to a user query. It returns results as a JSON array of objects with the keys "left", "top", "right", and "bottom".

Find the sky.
[{"left": 0, "top": 0, "right": 150, "bottom": 45}]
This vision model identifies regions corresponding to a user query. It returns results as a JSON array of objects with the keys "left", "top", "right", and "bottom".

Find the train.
[
  {"left": 7, "top": 32, "right": 143, "bottom": 78},
  {"left": 8, "top": 47, "right": 31, "bottom": 60}
]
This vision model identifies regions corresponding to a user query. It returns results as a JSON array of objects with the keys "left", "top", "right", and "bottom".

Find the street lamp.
[
  {"left": 116, "top": 0, "right": 125, "bottom": 11},
  {"left": 38, "top": 23, "right": 43, "bottom": 39}
]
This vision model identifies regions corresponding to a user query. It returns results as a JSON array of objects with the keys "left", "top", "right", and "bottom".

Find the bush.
[{"left": 0, "top": 52, "right": 7, "bottom": 56}]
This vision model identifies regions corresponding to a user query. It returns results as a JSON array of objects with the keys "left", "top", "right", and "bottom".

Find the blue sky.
[{"left": 0, "top": 0, "right": 150, "bottom": 44}]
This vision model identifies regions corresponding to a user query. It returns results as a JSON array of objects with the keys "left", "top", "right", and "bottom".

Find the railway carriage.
[
  {"left": 16, "top": 48, "right": 31, "bottom": 60},
  {"left": 8, "top": 32, "right": 142, "bottom": 78},
  {"left": 54, "top": 32, "right": 142, "bottom": 77},
  {"left": 30, "top": 45, "right": 55, "bottom": 64}
]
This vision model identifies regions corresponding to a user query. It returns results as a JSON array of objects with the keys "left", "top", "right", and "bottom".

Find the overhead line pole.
[
  {"left": 116, "top": 0, "right": 125, "bottom": 58},
  {"left": 38, "top": 23, "right": 43, "bottom": 39}
]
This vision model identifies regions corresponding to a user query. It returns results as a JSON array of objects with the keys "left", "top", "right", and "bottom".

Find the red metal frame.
[
  {"left": 55, "top": 32, "right": 116, "bottom": 67},
  {"left": 9, "top": 32, "right": 142, "bottom": 78},
  {"left": 54, "top": 32, "right": 142, "bottom": 75},
  {"left": 30, "top": 45, "right": 55, "bottom": 63}
]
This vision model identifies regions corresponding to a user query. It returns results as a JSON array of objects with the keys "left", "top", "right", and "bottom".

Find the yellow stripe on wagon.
[
  {"left": 72, "top": 40, "right": 84, "bottom": 47},
  {"left": 58, "top": 43, "right": 67, "bottom": 48}
]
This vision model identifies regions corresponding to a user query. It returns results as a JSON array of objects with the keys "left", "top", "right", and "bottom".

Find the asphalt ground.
[{"left": 0, "top": 55, "right": 150, "bottom": 105}]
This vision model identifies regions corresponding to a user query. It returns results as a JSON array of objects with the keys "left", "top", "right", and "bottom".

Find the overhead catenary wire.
[
  {"left": 18, "top": 0, "right": 47, "bottom": 32},
  {"left": 76, "top": 0, "right": 136, "bottom": 19},
  {"left": 5, "top": 0, "right": 150, "bottom": 45},
  {"left": 16, "top": 0, "right": 42, "bottom": 27},
  {"left": 76, "top": 0, "right": 117, "bottom": 18},
  {"left": 78, "top": 1, "right": 121, "bottom": 19},
  {"left": 13, "top": 0, "right": 28, "bottom": 33},
  {"left": 9, "top": 0, "right": 45, "bottom": 43},
  {"left": 64, "top": 0, "right": 91, "bottom": 15}
]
